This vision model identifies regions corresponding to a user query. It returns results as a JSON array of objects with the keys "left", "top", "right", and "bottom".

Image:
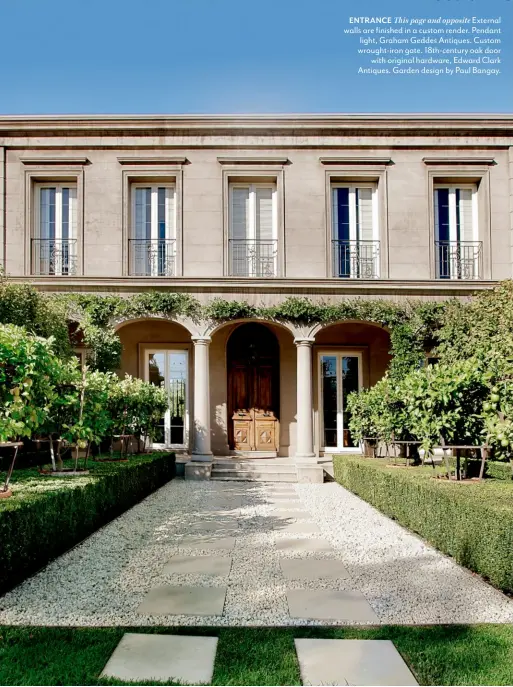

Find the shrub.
[
  {"left": 0, "top": 325, "right": 67, "bottom": 442},
  {"left": 0, "top": 452, "right": 176, "bottom": 593},
  {"left": 108, "top": 376, "right": 168, "bottom": 444},
  {"left": 334, "top": 455, "right": 513, "bottom": 593}
]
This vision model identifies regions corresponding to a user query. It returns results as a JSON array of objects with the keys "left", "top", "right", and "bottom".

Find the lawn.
[{"left": 0, "top": 625, "right": 513, "bottom": 685}]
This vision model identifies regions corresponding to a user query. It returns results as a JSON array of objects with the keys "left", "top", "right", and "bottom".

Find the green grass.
[{"left": 0, "top": 625, "right": 513, "bottom": 685}]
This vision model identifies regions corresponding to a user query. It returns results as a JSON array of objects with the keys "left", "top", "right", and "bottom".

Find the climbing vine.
[{"left": 0, "top": 274, "right": 484, "bottom": 378}]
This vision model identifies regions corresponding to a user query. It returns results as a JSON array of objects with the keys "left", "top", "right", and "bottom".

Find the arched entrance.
[{"left": 227, "top": 323, "right": 280, "bottom": 453}]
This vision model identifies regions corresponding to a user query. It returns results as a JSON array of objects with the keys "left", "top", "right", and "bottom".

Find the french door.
[
  {"left": 319, "top": 352, "right": 362, "bottom": 452},
  {"left": 145, "top": 349, "right": 189, "bottom": 448}
]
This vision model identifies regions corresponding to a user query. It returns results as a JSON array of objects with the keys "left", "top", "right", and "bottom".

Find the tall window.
[
  {"left": 319, "top": 352, "right": 362, "bottom": 451},
  {"left": 130, "top": 185, "right": 176, "bottom": 276},
  {"left": 331, "top": 184, "right": 379, "bottom": 278},
  {"left": 434, "top": 185, "right": 480, "bottom": 279},
  {"left": 229, "top": 183, "right": 277, "bottom": 277},
  {"left": 33, "top": 184, "right": 77, "bottom": 275}
]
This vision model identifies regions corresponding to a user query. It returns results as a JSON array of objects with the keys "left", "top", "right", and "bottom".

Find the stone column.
[
  {"left": 295, "top": 338, "right": 316, "bottom": 462},
  {"left": 191, "top": 336, "right": 212, "bottom": 462}
]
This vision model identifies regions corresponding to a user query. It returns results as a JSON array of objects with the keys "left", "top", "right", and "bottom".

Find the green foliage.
[
  {"left": 436, "top": 281, "right": 513, "bottom": 364},
  {"left": 347, "top": 376, "right": 408, "bottom": 443},
  {"left": 334, "top": 455, "right": 513, "bottom": 593},
  {"left": 0, "top": 280, "right": 71, "bottom": 358},
  {"left": 204, "top": 298, "right": 259, "bottom": 321},
  {"left": 0, "top": 325, "right": 67, "bottom": 442},
  {"left": 109, "top": 375, "right": 168, "bottom": 442},
  {"left": 0, "top": 453, "right": 175, "bottom": 593}
]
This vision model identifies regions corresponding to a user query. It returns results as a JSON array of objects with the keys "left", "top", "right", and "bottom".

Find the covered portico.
[{"left": 114, "top": 314, "right": 391, "bottom": 482}]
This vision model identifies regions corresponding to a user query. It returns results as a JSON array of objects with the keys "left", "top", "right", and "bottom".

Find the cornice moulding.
[
  {"left": 422, "top": 157, "right": 496, "bottom": 165},
  {"left": 320, "top": 157, "right": 392, "bottom": 165},
  {"left": 20, "top": 156, "right": 89, "bottom": 165},
  {"left": 117, "top": 156, "right": 188, "bottom": 165},
  {"left": 217, "top": 156, "right": 289, "bottom": 165}
]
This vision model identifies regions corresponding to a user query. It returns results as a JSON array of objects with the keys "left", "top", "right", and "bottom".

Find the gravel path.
[{"left": 1, "top": 479, "right": 512, "bottom": 626}]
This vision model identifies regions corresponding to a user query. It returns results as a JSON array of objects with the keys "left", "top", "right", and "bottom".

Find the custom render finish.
[{"left": 1, "top": 113, "right": 513, "bottom": 480}]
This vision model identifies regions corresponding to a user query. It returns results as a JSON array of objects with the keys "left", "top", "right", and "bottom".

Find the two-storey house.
[{"left": 1, "top": 114, "right": 512, "bottom": 480}]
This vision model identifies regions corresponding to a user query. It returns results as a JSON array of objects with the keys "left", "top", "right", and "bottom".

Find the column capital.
[
  {"left": 192, "top": 336, "right": 211, "bottom": 345},
  {"left": 294, "top": 337, "right": 315, "bottom": 347}
]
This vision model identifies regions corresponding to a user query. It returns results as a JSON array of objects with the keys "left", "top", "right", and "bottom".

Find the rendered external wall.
[{"left": 3, "top": 143, "right": 511, "bottom": 282}]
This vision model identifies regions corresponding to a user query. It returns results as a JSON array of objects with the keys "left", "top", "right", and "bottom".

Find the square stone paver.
[
  {"left": 287, "top": 589, "right": 379, "bottom": 622},
  {"left": 163, "top": 555, "right": 232, "bottom": 576},
  {"left": 275, "top": 521, "right": 321, "bottom": 534},
  {"left": 178, "top": 536, "right": 236, "bottom": 551},
  {"left": 188, "top": 521, "right": 238, "bottom": 534},
  {"left": 138, "top": 585, "right": 227, "bottom": 616},
  {"left": 294, "top": 639, "right": 418, "bottom": 686},
  {"left": 275, "top": 537, "right": 333, "bottom": 552},
  {"left": 280, "top": 558, "right": 349, "bottom": 580},
  {"left": 101, "top": 633, "right": 218, "bottom": 684},
  {"left": 273, "top": 510, "right": 311, "bottom": 519}
]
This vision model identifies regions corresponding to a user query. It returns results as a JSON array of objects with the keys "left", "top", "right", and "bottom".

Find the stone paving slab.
[
  {"left": 101, "top": 633, "right": 218, "bottom": 685},
  {"left": 287, "top": 589, "right": 379, "bottom": 622},
  {"left": 163, "top": 555, "right": 232, "bottom": 576},
  {"left": 188, "top": 521, "right": 239, "bottom": 534},
  {"left": 138, "top": 585, "right": 227, "bottom": 616},
  {"left": 275, "top": 521, "right": 321, "bottom": 534},
  {"left": 178, "top": 536, "right": 236, "bottom": 551},
  {"left": 272, "top": 510, "right": 311, "bottom": 519},
  {"left": 294, "top": 638, "right": 418, "bottom": 686},
  {"left": 275, "top": 536, "right": 334, "bottom": 552},
  {"left": 280, "top": 558, "right": 349, "bottom": 580}
]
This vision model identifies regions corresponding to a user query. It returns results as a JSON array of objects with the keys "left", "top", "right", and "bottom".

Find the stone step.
[
  {"left": 213, "top": 462, "right": 296, "bottom": 473},
  {"left": 211, "top": 471, "right": 298, "bottom": 482}
]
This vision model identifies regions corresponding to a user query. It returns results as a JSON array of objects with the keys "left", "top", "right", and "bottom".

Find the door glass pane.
[
  {"left": 148, "top": 353, "right": 166, "bottom": 444},
  {"left": 342, "top": 356, "right": 359, "bottom": 448},
  {"left": 169, "top": 351, "right": 187, "bottom": 445},
  {"left": 321, "top": 356, "right": 337, "bottom": 448}
]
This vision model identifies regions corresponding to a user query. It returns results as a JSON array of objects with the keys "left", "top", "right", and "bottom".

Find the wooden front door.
[{"left": 228, "top": 324, "right": 279, "bottom": 452}]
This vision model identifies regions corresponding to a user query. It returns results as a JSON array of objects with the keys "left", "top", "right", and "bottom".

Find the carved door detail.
[{"left": 228, "top": 324, "right": 279, "bottom": 453}]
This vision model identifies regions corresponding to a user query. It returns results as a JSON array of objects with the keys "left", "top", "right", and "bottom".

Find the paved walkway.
[{"left": 1, "top": 480, "right": 512, "bottom": 626}]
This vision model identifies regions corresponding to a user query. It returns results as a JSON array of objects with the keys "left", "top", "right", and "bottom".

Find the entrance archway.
[{"left": 227, "top": 323, "right": 280, "bottom": 453}]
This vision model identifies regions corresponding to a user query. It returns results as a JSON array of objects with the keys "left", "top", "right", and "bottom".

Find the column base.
[
  {"left": 185, "top": 462, "right": 212, "bottom": 481},
  {"left": 295, "top": 453, "right": 318, "bottom": 464},
  {"left": 191, "top": 452, "right": 213, "bottom": 462},
  {"left": 296, "top": 464, "right": 324, "bottom": 484}
]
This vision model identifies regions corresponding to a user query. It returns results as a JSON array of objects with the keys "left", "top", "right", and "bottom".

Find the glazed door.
[
  {"left": 146, "top": 349, "right": 189, "bottom": 448},
  {"left": 228, "top": 324, "right": 279, "bottom": 453},
  {"left": 319, "top": 352, "right": 362, "bottom": 452}
]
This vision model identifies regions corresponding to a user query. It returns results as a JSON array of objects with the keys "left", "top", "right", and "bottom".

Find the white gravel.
[{"left": 1, "top": 479, "right": 512, "bottom": 626}]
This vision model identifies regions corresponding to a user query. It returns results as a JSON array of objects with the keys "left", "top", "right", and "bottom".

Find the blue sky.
[{"left": 1, "top": 0, "right": 511, "bottom": 114}]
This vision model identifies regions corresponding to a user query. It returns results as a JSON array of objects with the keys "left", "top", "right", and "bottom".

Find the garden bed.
[
  {"left": 0, "top": 452, "right": 175, "bottom": 594},
  {"left": 333, "top": 455, "right": 513, "bottom": 594}
]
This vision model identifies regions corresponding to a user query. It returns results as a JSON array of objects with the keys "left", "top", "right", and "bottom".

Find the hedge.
[
  {"left": 0, "top": 452, "right": 175, "bottom": 593},
  {"left": 333, "top": 455, "right": 513, "bottom": 594}
]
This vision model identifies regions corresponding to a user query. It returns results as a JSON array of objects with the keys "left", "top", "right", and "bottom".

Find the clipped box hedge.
[
  {"left": 333, "top": 455, "right": 513, "bottom": 594},
  {"left": 0, "top": 452, "right": 175, "bottom": 593}
]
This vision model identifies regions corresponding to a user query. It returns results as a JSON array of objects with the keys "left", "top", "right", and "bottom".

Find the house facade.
[{"left": 1, "top": 114, "right": 512, "bottom": 479}]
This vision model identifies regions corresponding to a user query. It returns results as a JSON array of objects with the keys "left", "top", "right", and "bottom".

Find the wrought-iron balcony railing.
[
  {"left": 332, "top": 240, "right": 380, "bottom": 279},
  {"left": 31, "top": 238, "right": 78, "bottom": 276},
  {"left": 228, "top": 238, "right": 278, "bottom": 277},
  {"left": 128, "top": 239, "right": 176, "bottom": 277},
  {"left": 435, "top": 240, "right": 482, "bottom": 280}
]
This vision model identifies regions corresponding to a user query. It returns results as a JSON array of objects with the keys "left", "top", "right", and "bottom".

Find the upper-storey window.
[
  {"left": 331, "top": 183, "right": 379, "bottom": 279},
  {"left": 129, "top": 184, "right": 176, "bottom": 276},
  {"left": 229, "top": 183, "right": 277, "bottom": 277},
  {"left": 434, "top": 185, "right": 481, "bottom": 279},
  {"left": 32, "top": 184, "right": 77, "bottom": 275}
]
